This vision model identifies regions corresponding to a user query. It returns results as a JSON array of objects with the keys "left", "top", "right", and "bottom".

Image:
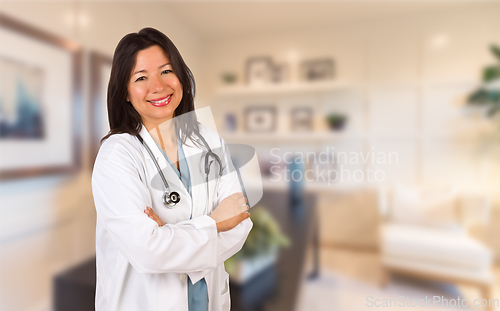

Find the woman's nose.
[{"left": 150, "top": 76, "right": 165, "bottom": 93}]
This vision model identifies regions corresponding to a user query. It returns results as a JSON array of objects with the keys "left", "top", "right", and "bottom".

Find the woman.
[{"left": 92, "top": 27, "right": 252, "bottom": 311}]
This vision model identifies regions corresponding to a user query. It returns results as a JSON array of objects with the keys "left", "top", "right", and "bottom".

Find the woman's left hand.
[{"left": 144, "top": 206, "right": 165, "bottom": 226}]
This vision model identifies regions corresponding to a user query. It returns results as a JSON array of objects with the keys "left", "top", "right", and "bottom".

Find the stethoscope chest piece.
[{"left": 163, "top": 191, "right": 181, "bottom": 208}]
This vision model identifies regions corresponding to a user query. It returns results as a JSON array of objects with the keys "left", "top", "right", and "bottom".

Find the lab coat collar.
[{"left": 138, "top": 125, "right": 168, "bottom": 169}]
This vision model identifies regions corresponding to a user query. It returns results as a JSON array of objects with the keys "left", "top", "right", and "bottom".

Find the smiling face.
[{"left": 127, "top": 45, "right": 183, "bottom": 130}]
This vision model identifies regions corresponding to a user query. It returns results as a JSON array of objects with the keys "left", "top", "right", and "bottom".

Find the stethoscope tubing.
[
  {"left": 136, "top": 131, "right": 223, "bottom": 209},
  {"left": 136, "top": 134, "right": 171, "bottom": 193}
]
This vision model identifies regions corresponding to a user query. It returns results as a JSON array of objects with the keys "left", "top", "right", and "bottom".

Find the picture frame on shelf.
[
  {"left": 300, "top": 58, "right": 334, "bottom": 82},
  {"left": 245, "top": 106, "right": 276, "bottom": 132},
  {"left": 273, "top": 63, "right": 289, "bottom": 84},
  {"left": 0, "top": 13, "right": 82, "bottom": 180},
  {"left": 90, "top": 51, "right": 113, "bottom": 165},
  {"left": 246, "top": 56, "right": 274, "bottom": 86},
  {"left": 291, "top": 107, "right": 313, "bottom": 132}
]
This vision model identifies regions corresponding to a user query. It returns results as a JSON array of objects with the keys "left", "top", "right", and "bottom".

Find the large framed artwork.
[
  {"left": 90, "top": 51, "right": 112, "bottom": 165},
  {"left": 0, "top": 14, "right": 82, "bottom": 179}
]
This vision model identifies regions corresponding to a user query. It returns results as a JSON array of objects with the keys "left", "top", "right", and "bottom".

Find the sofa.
[{"left": 379, "top": 185, "right": 494, "bottom": 307}]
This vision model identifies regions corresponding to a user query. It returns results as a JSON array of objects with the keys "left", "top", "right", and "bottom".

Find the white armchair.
[{"left": 379, "top": 186, "right": 494, "bottom": 307}]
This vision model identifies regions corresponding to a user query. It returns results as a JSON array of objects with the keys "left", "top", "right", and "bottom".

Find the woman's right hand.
[{"left": 209, "top": 192, "right": 250, "bottom": 233}]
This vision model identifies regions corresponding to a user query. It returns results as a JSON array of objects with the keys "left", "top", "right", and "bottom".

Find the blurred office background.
[{"left": 2, "top": 0, "right": 500, "bottom": 310}]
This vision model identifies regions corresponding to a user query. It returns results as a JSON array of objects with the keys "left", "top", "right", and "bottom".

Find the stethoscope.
[{"left": 136, "top": 131, "right": 223, "bottom": 210}]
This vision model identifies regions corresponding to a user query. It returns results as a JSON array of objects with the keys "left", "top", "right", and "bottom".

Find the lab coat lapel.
[{"left": 181, "top": 134, "right": 207, "bottom": 217}]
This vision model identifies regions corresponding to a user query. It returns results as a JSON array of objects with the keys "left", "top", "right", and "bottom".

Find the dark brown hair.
[{"left": 102, "top": 27, "right": 198, "bottom": 144}]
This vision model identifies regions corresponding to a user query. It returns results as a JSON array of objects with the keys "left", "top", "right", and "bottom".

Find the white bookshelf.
[{"left": 211, "top": 79, "right": 367, "bottom": 191}]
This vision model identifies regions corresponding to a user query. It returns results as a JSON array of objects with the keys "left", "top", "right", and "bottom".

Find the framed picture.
[
  {"left": 245, "top": 106, "right": 276, "bottom": 132},
  {"left": 273, "top": 63, "right": 289, "bottom": 84},
  {"left": 246, "top": 57, "right": 274, "bottom": 86},
  {"left": 90, "top": 51, "right": 112, "bottom": 165},
  {"left": 0, "top": 14, "right": 82, "bottom": 179},
  {"left": 291, "top": 107, "right": 313, "bottom": 131},
  {"left": 300, "top": 58, "right": 334, "bottom": 81}
]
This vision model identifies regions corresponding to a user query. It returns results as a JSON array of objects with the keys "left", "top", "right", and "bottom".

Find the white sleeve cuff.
[{"left": 190, "top": 215, "right": 217, "bottom": 238}]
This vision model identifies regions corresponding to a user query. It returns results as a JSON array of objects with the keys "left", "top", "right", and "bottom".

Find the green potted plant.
[
  {"left": 468, "top": 45, "right": 500, "bottom": 118},
  {"left": 326, "top": 113, "right": 347, "bottom": 131},
  {"left": 221, "top": 72, "right": 237, "bottom": 85},
  {"left": 225, "top": 206, "right": 290, "bottom": 284}
]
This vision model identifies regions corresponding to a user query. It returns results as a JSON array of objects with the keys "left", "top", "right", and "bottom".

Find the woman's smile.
[{"left": 148, "top": 94, "right": 172, "bottom": 107}]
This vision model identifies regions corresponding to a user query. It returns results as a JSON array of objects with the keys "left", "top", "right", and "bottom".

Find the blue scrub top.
[{"left": 154, "top": 137, "right": 209, "bottom": 311}]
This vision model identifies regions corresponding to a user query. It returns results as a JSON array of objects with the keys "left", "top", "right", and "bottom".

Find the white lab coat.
[{"left": 92, "top": 123, "right": 253, "bottom": 311}]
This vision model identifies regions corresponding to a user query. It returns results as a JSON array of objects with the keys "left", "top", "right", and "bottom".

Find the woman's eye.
[
  {"left": 162, "top": 69, "right": 172, "bottom": 74},
  {"left": 135, "top": 76, "right": 146, "bottom": 82}
]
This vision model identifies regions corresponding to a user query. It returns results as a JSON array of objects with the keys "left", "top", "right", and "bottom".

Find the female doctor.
[{"left": 92, "top": 27, "right": 252, "bottom": 311}]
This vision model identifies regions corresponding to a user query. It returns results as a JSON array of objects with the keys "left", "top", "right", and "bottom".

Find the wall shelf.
[
  {"left": 220, "top": 131, "right": 356, "bottom": 144},
  {"left": 246, "top": 178, "right": 337, "bottom": 192},
  {"left": 215, "top": 80, "right": 352, "bottom": 97}
]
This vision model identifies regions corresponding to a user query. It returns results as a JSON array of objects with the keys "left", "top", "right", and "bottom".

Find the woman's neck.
[{"left": 147, "top": 120, "right": 177, "bottom": 150}]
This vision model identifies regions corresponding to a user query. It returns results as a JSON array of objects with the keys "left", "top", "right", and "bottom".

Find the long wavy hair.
[{"left": 102, "top": 27, "right": 199, "bottom": 144}]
